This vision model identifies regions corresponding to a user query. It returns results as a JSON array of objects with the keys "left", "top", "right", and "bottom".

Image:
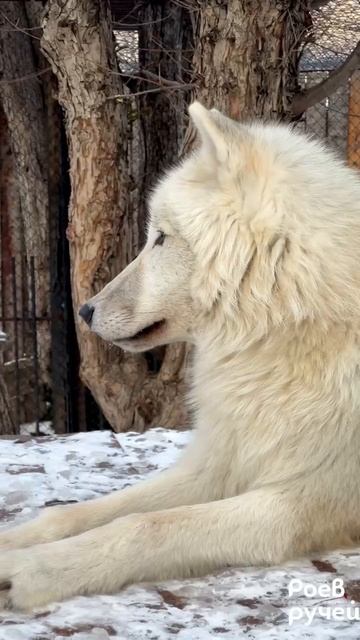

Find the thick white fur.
[{"left": 1, "top": 102, "right": 360, "bottom": 610}]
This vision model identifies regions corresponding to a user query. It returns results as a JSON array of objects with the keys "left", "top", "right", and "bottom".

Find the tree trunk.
[
  {"left": 184, "top": 0, "right": 309, "bottom": 152},
  {"left": 40, "top": 0, "right": 190, "bottom": 431},
  {"left": 0, "top": 105, "right": 23, "bottom": 354},
  {"left": 0, "top": 1, "right": 51, "bottom": 382},
  {"left": 41, "top": 0, "right": 128, "bottom": 431}
]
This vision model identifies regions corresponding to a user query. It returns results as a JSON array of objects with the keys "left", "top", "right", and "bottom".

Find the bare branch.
[
  {"left": 0, "top": 10, "right": 41, "bottom": 40},
  {"left": 112, "top": 11, "right": 172, "bottom": 29},
  {"left": 0, "top": 66, "right": 51, "bottom": 85},
  {"left": 118, "top": 68, "right": 191, "bottom": 89},
  {"left": 292, "top": 40, "right": 360, "bottom": 115},
  {"left": 108, "top": 82, "right": 195, "bottom": 102},
  {"left": 139, "top": 68, "right": 184, "bottom": 87}
]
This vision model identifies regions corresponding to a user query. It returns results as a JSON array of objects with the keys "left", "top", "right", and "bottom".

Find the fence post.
[
  {"left": 30, "top": 257, "right": 40, "bottom": 435},
  {"left": 11, "top": 257, "right": 20, "bottom": 430},
  {"left": 0, "top": 332, "right": 15, "bottom": 435}
]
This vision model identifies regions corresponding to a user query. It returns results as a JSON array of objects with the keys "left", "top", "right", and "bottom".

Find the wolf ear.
[{"left": 188, "top": 102, "right": 230, "bottom": 164}]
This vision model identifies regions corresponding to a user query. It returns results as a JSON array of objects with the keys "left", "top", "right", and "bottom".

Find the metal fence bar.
[
  {"left": 11, "top": 257, "right": 20, "bottom": 431},
  {"left": 21, "top": 256, "right": 27, "bottom": 357},
  {"left": 30, "top": 257, "right": 40, "bottom": 436}
]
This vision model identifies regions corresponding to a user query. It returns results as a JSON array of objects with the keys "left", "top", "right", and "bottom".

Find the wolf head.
[{"left": 80, "top": 102, "right": 360, "bottom": 352}]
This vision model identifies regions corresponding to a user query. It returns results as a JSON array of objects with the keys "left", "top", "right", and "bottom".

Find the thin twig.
[
  {"left": 112, "top": 12, "right": 172, "bottom": 29},
  {"left": 0, "top": 24, "right": 42, "bottom": 32},
  {"left": 0, "top": 10, "right": 41, "bottom": 40},
  {"left": 108, "top": 83, "right": 195, "bottom": 101},
  {"left": 114, "top": 68, "right": 190, "bottom": 89},
  {"left": 0, "top": 67, "right": 51, "bottom": 85}
]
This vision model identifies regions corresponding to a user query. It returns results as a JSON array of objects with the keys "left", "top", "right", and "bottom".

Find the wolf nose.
[{"left": 79, "top": 303, "right": 94, "bottom": 326}]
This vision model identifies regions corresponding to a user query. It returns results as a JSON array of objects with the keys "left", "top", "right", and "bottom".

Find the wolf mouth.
[{"left": 121, "top": 319, "right": 166, "bottom": 341}]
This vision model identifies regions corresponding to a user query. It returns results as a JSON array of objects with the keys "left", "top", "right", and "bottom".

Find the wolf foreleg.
[{"left": 0, "top": 488, "right": 303, "bottom": 610}]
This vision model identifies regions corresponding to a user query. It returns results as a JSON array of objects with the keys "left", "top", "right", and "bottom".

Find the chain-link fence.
[
  {"left": 0, "top": 255, "right": 109, "bottom": 437},
  {"left": 295, "top": 0, "right": 360, "bottom": 167},
  {"left": 296, "top": 69, "right": 360, "bottom": 167},
  {"left": 0, "top": 257, "right": 44, "bottom": 435}
]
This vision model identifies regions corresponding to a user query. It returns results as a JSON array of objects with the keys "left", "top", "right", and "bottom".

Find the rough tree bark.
[{"left": 184, "top": 0, "right": 310, "bottom": 153}]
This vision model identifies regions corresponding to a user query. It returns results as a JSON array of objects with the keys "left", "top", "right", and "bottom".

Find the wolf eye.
[{"left": 154, "top": 231, "right": 166, "bottom": 247}]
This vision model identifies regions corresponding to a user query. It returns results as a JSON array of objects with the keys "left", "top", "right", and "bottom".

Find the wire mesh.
[
  {"left": 0, "top": 256, "right": 45, "bottom": 435},
  {"left": 295, "top": 0, "right": 360, "bottom": 168}
]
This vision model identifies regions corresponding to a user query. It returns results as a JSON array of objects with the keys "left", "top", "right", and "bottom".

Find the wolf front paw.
[
  {"left": 0, "top": 515, "right": 137, "bottom": 610},
  {"left": 0, "top": 547, "right": 76, "bottom": 611}
]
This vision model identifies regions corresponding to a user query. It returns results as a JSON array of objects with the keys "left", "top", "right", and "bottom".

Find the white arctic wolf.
[{"left": 1, "top": 102, "right": 360, "bottom": 610}]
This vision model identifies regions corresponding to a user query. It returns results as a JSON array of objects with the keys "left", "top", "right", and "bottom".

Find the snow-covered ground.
[{"left": 0, "top": 428, "right": 359, "bottom": 639}]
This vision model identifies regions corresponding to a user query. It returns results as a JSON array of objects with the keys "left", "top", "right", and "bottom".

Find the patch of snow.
[
  {"left": 0, "top": 429, "right": 359, "bottom": 639},
  {"left": 20, "top": 422, "right": 54, "bottom": 437}
]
